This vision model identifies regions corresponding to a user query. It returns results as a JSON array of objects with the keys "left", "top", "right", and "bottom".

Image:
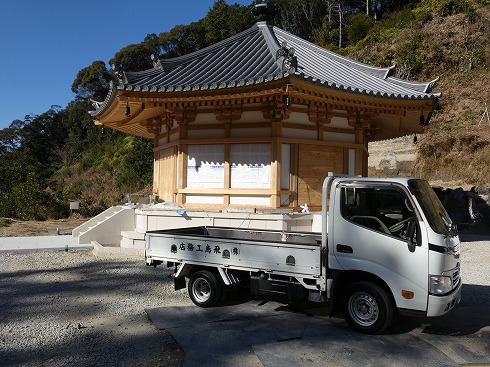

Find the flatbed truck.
[{"left": 145, "top": 173, "right": 462, "bottom": 334}]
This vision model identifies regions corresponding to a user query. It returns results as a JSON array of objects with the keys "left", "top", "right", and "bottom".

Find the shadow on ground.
[{"left": 147, "top": 289, "right": 490, "bottom": 367}]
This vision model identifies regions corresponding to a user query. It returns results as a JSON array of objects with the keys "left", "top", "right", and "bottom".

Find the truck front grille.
[{"left": 452, "top": 265, "right": 460, "bottom": 287}]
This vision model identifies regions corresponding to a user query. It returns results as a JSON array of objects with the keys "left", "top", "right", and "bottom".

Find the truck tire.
[
  {"left": 188, "top": 271, "right": 222, "bottom": 308},
  {"left": 342, "top": 281, "right": 393, "bottom": 334}
]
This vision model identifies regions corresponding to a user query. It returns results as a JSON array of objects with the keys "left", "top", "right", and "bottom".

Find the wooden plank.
[
  {"left": 297, "top": 145, "right": 344, "bottom": 207},
  {"left": 157, "top": 147, "right": 177, "bottom": 202}
]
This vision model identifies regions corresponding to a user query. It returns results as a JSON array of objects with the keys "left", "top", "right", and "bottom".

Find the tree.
[
  {"left": 71, "top": 61, "right": 112, "bottom": 101},
  {"left": 273, "top": 0, "right": 327, "bottom": 42},
  {"left": 110, "top": 36, "right": 160, "bottom": 72},
  {"left": 0, "top": 148, "right": 32, "bottom": 217},
  {"left": 0, "top": 119, "right": 25, "bottom": 156},
  {"left": 60, "top": 99, "right": 121, "bottom": 166},
  {"left": 11, "top": 172, "right": 48, "bottom": 220},
  {"left": 18, "top": 110, "right": 68, "bottom": 182},
  {"left": 203, "top": 0, "right": 255, "bottom": 45},
  {"left": 347, "top": 12, "right": 374, "bottom": 44},
  {"left": 115, "top": 136, "right": 154, "bottom": 194},
  {"left": 158, "top": 22, "right": 207, "bottom": 58}
]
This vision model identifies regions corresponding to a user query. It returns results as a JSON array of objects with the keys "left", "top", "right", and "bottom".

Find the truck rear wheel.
[
  {"left": 342, "top": 281, "right": 393, "bottom": 334},
  {"left": 188, "top": 271, "right": 222, "bottom": 308}
]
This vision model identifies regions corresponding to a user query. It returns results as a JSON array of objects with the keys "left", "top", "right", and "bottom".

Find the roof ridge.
[
  {"left": 122, "top": 25, "right": 262, "bottom": 79},
  {"left": 158, "top": 24, "right": 261, "bottom": 70}
]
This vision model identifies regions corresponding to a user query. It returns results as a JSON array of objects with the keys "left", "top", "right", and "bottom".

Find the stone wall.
[{"left": 368, "top": 135, "right": 417, "bottom": 177}]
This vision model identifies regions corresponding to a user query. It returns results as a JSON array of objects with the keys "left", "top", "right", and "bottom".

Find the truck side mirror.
[{"left": 406, "top": 219, "right": 420, "bottom": 252}]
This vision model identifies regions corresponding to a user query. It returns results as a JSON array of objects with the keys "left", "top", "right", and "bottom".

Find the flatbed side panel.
[
  {"left": 146, "top": 232, "right": 321, "bottom": 277},
  {"left": 146, "top": 226, "right": 322, "bottom": 245}
]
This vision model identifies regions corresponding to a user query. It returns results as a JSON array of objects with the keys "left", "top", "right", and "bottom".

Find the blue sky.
[{"left": 0, "top": 0, "right": 251, "bottom": 130}]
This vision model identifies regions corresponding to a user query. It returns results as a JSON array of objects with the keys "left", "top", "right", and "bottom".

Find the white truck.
[{"left": 145, "top": 173, "right": 462, "bottom": 334}]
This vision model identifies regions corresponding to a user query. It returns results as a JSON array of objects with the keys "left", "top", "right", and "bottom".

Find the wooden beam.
[
  {"left": 153, "top": 136, "right": 365, "bottom": 153},
  {"left": 178, "top": 188, "right": 278, "bottom": 195}
]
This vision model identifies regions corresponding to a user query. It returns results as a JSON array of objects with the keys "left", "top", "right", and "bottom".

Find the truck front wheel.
[
  {"left": 342, "top": 281, "right": 393, "bottom": 334},
  {"left": 188, "top": 271, "right": 222, "bottom": 308}
]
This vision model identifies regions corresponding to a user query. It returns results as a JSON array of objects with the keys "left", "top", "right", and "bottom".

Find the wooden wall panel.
[
  {"left": 157, "top": 147, "right": 176, "bottom": 202},
  {"left": 297, "top": 145, "right": 344, "bottom": 208}
]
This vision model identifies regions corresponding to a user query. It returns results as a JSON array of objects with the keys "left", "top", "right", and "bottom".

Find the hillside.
[
  {"left": 363, "top": 4, "right": 490, "bottom": 187},
  {"left": 1, "top": 1, "right": 488, "bottom": 222}
]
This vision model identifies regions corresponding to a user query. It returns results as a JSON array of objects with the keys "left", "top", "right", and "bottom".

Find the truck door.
[{"left": 331, "top": 183, "right": 428, "bottom": 312}]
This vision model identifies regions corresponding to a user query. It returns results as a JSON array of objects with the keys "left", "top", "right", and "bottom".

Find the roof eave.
[{"left": 89, "top": 84, "right": 117, "bottom": 118}]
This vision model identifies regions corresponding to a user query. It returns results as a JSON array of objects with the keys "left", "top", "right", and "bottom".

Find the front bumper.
[{"left": 426, "top": 279, "right": 462, "bottom": 317}]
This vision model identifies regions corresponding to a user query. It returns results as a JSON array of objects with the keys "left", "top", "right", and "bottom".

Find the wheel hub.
[
  {"left": 349, "top": 292, "right": 379, "bottom": 326},
  {"left": 193, "top": 279, "right": 211, "bottom": 302}
]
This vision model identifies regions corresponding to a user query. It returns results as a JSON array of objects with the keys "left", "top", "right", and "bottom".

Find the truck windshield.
[{"left": 408, "top": 179, "right": 452, "bottom": 235}]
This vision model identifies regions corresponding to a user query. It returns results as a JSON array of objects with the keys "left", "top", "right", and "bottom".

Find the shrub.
[
  {"left": 11, "top": 172, "right": 49, "bottom": 220},
  {"left": 347, "top": 13, "right": 374, "bottom": 45},
  {"left": 413, "top": 0, "right": 472, "bottom": 18}
]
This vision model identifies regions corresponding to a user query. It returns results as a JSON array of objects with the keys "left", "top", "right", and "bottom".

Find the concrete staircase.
[{"left": 72, "top": 206, "right": 141, "bottom": 254}]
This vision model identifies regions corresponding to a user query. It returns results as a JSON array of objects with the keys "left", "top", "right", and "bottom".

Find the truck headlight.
[{"left": 429, "top": 275, "right": 453, "bottom": 295}]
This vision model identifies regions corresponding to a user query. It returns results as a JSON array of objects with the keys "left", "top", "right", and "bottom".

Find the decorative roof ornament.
[
  {"left": 90, "top": 80, "right": 114, "bottom": 110},
  {"left": 151, "top": 54, "right": 163, "bottom": 70},
  {"left": 111, "top": 63, "right": 125, "bottom": 84},
  {"left": 90, "top": 99, "right": 102, "bottom": 110},
  {"left": 252, "top": 0, "right": 278, "bottom": 23},
  {"left": 276, "top": 41, "right": 297, "bottom": 73},
  {"left": 425, "top": 77, "right": 440, "bottom": 93}
]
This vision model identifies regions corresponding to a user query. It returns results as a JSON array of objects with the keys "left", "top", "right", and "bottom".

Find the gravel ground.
[
  {"left": 459, "top": 239, "right": 490, "bottom": 306},
  {"left": 0, "top": 251, "right": 192, "bottom": 367},
  {"left": 0, "top": 239, "right": 489, "bottom": 367}
]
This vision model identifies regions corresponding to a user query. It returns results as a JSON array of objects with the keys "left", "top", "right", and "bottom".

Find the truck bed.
[{"left": 145, "top": 226, "right": 322, "bottom": 277}]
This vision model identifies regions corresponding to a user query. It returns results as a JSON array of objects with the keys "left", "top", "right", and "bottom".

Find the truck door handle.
[{"left": 336, "top": 244, "right": 353, "bottom": 253}]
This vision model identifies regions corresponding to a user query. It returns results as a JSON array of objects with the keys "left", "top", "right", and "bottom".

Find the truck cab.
[{"left": 324, "top": 175, "right": 461, "bottom": 333}]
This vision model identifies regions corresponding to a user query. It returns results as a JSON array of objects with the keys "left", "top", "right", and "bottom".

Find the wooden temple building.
[{"left": 90, "top": 3, "right": 440, "bottom": 213}]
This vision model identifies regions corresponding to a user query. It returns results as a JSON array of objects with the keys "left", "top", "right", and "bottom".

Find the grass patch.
[{"left": 0, "top": 219, "right": 11, "bottom": 228}]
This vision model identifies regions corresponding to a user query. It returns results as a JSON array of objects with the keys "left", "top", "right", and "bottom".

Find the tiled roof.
[
  {"left": 91, "top": 22, "right": 440, "bottom": 117},
  {"left": 273, "top": 27, "right": 440, "bottom": 98}
]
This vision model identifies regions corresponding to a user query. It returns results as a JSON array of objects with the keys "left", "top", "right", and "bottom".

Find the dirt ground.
[{"left": 0, "top": 215, "right": 89, "bottom": 237}]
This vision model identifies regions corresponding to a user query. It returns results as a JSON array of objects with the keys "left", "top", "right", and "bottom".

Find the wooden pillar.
[
  {"left": 270, "top": 143, "right": 282, "bottom": 208},
  {"left": 355, "top": 134, "right": 365, "bottom": 177},
  {"left": 176, "top": 144, "right": 187, "bottom": 206},
  {"left": 223, "top": 143, "right": 230, "bottom": 206},
  {"left": 153, "top": 136, "right": 159, "bottom": 194},
  {"left": 317, "top": 122, "right": 324, "bottom": 141},
  {"left": 290, "top": 144, "right": 299, "bottom": 208},
  {"left": 349, "top": 112, "right": 367, "bottom": 177},
  {"left": 271, "top": 120, "right": 282, "bottom": 208}
]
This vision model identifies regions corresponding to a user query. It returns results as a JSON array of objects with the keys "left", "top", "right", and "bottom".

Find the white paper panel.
[
  {"left": 230, "top": 144, "right": 271, "bottom": 189},
  {"left": 187, "top": 144, "right": 225, "bottom": 188}
]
